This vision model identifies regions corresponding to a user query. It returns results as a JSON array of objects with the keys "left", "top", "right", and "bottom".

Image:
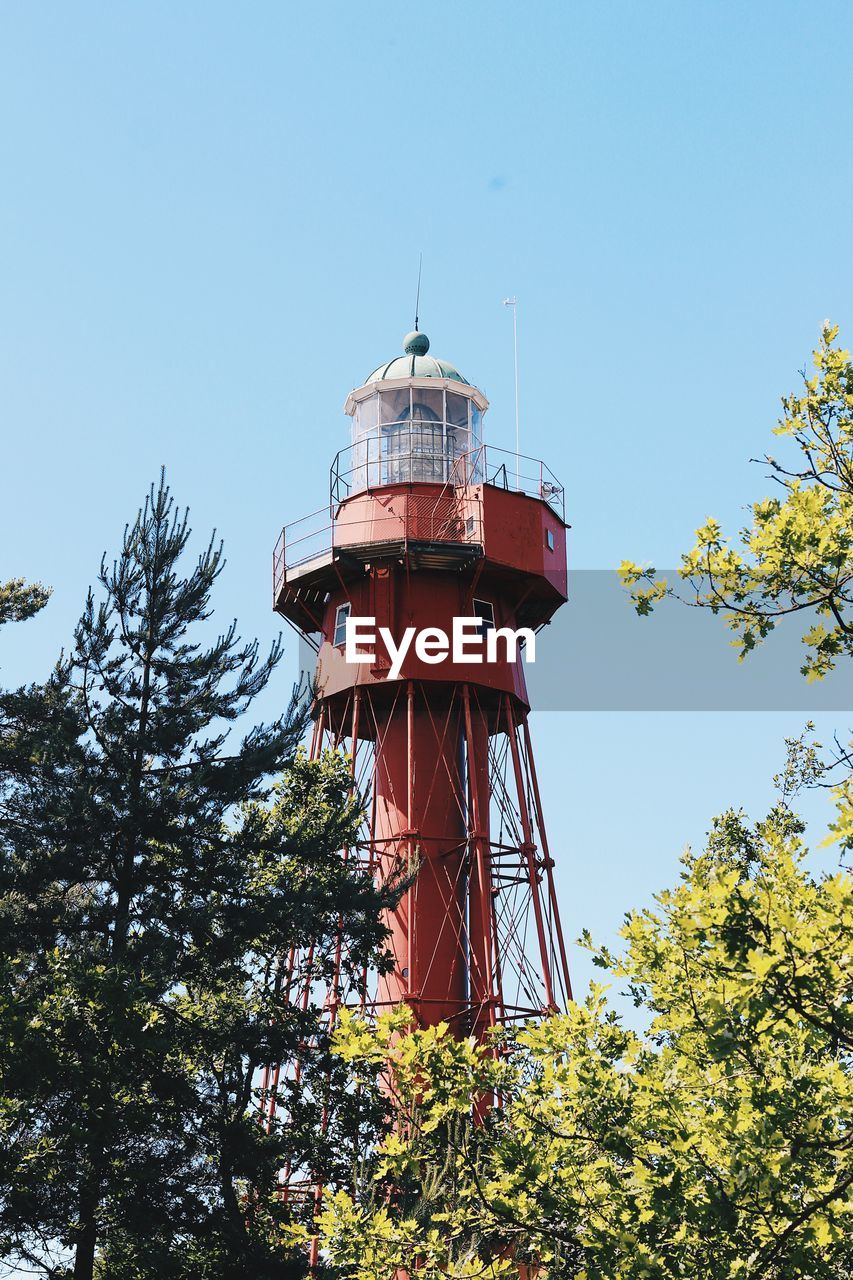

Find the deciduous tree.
[
  {"left": 620, "top": 323, "right": 853, "bottom": 683},
  {"left": 320, "top": 794, "right": 852, "bottom": 1280}
]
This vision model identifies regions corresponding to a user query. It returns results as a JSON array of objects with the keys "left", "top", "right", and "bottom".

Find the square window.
[
  {"left": 333, "top": 603, "right": 351, "bottom": 647},
  {"left": 546, "top": 528, "right": 555, "bottom": 551},
  {"left": 472, "top": 599, "right": 495, "bottom": 635}
]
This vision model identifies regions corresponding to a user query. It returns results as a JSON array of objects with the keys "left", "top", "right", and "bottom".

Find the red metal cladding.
[{"left": 373, "top": 692, "right": 468, "bottom": 1026}]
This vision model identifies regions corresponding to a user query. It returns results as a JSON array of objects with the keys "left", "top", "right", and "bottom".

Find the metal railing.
[
  {"left": 273, "top": 445, "right": 565, "bottom": 589},
  {"left": 273, "top": 494, "right": 484, "bottom": 588},
  {"left": 273, "top": 508, "right": 334, "bottom": 585},
  {"left": 331, "top": 441, "right": 564, "bottom": 518}
]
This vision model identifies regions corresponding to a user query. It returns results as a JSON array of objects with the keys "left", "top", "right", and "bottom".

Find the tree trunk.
[{"left": 73, "top": 1185, "right": 97, "bottom": 1280}]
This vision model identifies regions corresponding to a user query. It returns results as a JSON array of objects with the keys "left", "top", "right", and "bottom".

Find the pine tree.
[
  {"left": 0, "top": 578, "right": 51, "bottom": 630},
  {"left": 0, "top": 475, "right": 389, "bottom": 1279}
]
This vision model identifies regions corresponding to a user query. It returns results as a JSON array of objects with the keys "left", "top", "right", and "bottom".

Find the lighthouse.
[{"left": 271, "top": 327, "right": 571, "bottom": 1050}]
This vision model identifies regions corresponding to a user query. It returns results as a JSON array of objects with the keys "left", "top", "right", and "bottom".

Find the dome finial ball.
[{"left": 403, "top": 330, "right": 430, "bottom": 356}]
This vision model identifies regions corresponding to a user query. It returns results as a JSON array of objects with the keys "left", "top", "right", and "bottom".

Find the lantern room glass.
[{"left": 349, "top": 385, "right": 484, "bottom": 492}]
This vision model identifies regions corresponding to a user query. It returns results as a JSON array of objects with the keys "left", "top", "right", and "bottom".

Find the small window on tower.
[
  {"left": 546, "top": 528, "right": 555, "bottom": 551},
  {"left": 333, "top": 603, "right": 351, "bottom": 648},
  {"left": 472, "top": 599, "right": 495, "bottom": 635}
]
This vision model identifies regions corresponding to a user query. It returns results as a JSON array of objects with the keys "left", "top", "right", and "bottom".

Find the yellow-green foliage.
[
  {"left": 620, "top": 323, "right": 853, "bottom": 682},
  {"left": 319, "top": 806, "right": 852, "bottom": 1280}
]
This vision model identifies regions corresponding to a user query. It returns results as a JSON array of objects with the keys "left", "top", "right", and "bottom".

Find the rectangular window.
[
  {"left": 333, "top": 602, "right": 351, "bottom": 647},
  {"left": 379, "top": 387, "right": 410, "bottom": 424},
  {"left": 473, "top": 599, "right": 495, "bottom": 635},
  {"left": 546, "top": 528, "right": 555, "bottom": 551},
  {"left": 446, "top": 391, "right": 470, "bottom": 429}
]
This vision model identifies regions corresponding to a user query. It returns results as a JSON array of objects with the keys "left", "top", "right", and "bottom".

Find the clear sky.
[{"left": 2, "top": 1, "right": 852, "bottom": 1000}]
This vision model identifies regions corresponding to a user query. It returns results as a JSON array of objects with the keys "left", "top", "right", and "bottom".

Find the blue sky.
[{"left": 2, "top": 1, "right": 852, "bottom": 999}]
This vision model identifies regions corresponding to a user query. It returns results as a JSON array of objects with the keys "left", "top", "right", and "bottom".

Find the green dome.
[
  {"left": 403, "top": 330, "right": 430, "bottom": 355},
  {"left": 365, "top": 330, "right": 470, "bottom": 386}
]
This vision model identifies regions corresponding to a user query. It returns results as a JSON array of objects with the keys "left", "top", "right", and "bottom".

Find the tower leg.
[
  {"left": 463, "top": 684, "right": 497, "bottom": 1041},
  {"left": 504, "top": 695, "right": 556, "bottom": 1012}
]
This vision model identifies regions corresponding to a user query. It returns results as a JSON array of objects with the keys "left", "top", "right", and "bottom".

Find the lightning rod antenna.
[
  {"left": 503, "top": 296, "right": 520, "bottom": 488},
  {"left": 414, "top": 252, "right": 423, "bottom": 331}
]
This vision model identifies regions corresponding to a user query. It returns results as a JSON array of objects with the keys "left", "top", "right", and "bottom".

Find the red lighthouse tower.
[{"left": 272, "top": 327, "right": 571, "bottom": 1050}]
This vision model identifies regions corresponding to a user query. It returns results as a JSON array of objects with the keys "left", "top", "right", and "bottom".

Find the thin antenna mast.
[
  {"left": 503, "top": 296, "right": 519, "bottom": 488},
  {"left": 414, "top": 252, "right": 423, "bottom": 331}
]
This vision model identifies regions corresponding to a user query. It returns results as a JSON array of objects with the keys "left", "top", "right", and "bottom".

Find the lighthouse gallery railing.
[{"left": 273, "top": 443, "right": 565, "bottom": 588}]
